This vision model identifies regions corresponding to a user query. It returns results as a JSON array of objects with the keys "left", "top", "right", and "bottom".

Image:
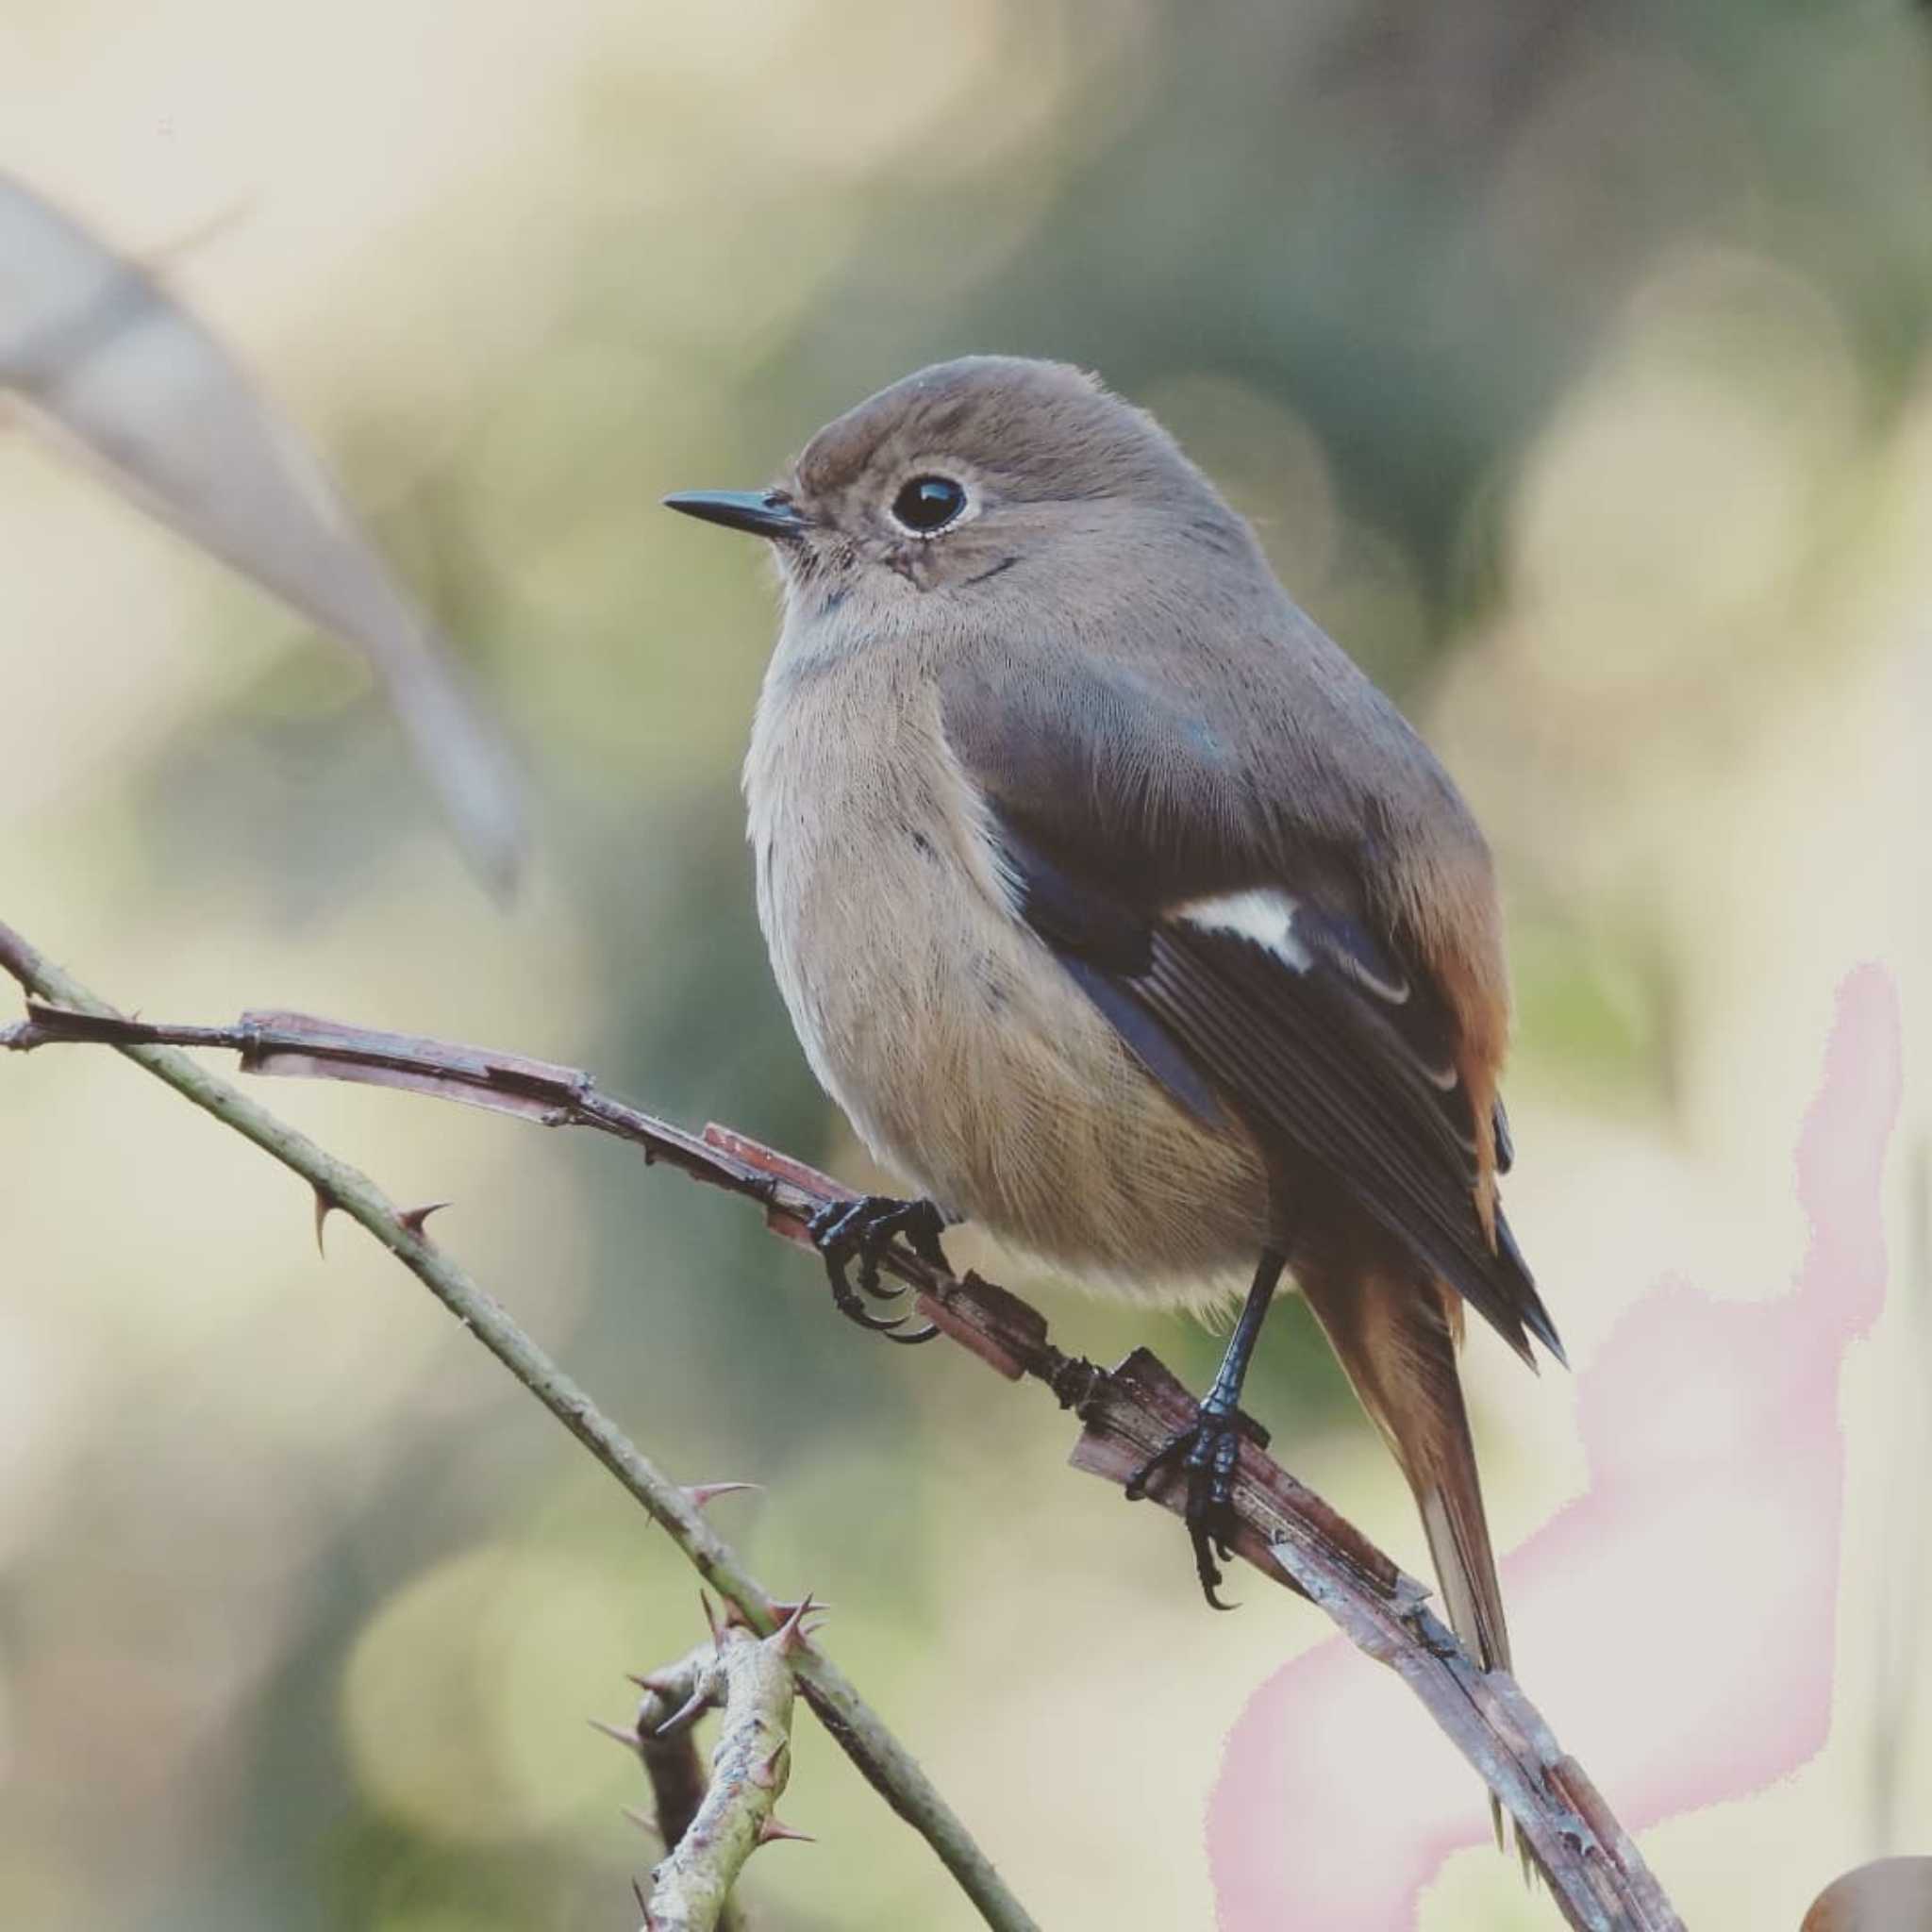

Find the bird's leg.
[
  {"left": 806, "top": 1194, "right": 950, "bottom": 1345},
  {"left": 1125, "top": 1248, "right": 1285, "bottom": 1608}
]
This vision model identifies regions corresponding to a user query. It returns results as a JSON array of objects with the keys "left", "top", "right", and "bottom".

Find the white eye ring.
[{"left": 889, "top": 473, "right": 971, "bottom": 538}]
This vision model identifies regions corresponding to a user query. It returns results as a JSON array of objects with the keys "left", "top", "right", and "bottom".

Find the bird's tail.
[
  {"left": 1297, "top": 1251, "right": 1508, "bottom": 1672},
  {"left": 1297, "top": 1246, "right": 1516, "bottom": 1848}
]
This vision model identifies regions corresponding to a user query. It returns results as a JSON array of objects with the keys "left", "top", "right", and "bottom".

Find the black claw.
[
  {"left": 855, "top": 1241, "right": 896, "bottom": 1304},
  {"left": 808, "top": 1193, "right": 951, "bottom": 1341},
  {"left": 1125, "top": 1406, "right": 1252, "bottom": 1609},
  {"left": 1192, "top": 1526, "right": 1236, "bottom": 1612}
]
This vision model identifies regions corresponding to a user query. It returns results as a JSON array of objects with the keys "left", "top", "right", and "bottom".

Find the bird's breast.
[{"left": 744, "top": 655, "right": 1267, "bottom": 1304}]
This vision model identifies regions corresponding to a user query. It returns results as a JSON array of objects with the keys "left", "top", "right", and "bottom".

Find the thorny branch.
[
  {"left": 0, "top": 928, "right": 1686, "bottom": 1932},
  {"left": 617, "top": 1643, "right": 730, "bottom": 1918},
  {"left": 601, "top": 1597, "right": 823, "bottom": 1932},
  {"left": 0, "top": 924, "right": 1037, "bottom": 1932}
]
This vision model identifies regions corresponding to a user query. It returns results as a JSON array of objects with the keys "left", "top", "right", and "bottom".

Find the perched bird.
[{"left": 666, "top": 358, "right": 1562, "bottom": 1662}]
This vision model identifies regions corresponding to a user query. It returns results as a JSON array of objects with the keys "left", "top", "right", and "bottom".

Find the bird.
[{"left": 665, "top": 357, "right": 1562, "bottom": 1670}]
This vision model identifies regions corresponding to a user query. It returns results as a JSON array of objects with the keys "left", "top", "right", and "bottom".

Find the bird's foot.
[
  {"left": 806, "top": 1194, "right": 948, "bottom": 1345},
  {"left": 1124, "top": 1403, "right": 1271, "bottom": 1609}
]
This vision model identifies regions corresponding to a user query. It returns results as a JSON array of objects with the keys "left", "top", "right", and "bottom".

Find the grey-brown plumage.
[{"left": 668, "top": 357, "right": 1562, "bottom": 1674}]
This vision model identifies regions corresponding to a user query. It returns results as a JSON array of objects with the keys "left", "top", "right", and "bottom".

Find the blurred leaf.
[{"left": 0, "top": 174, "right": 525, "bottom": 892}]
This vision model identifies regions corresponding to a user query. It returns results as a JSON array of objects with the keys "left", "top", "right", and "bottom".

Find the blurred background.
[{"left": 5, "top": 3, "right": 1932, "bottom": 1926}]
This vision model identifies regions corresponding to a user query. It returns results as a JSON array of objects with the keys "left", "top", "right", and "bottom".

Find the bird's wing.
[{"left": 939, "top": 650, "right": 1560, "bottom": 1365}]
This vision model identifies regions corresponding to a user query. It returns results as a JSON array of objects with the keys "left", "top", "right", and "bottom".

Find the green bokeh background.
[{"left": 6, "top": 4, "right": 1932, "bottom": 1926}]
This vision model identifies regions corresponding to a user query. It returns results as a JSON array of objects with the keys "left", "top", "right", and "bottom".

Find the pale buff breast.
[{"left": 745, "top": 648, "right": 1269, "bottom": 1309}]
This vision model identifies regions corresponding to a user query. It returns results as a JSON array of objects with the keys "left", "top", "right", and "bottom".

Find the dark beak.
[{"left": 661, "top": 490, "right": 810, "bottom": 540}]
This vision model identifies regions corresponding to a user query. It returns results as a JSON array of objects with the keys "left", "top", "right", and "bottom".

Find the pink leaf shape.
[{"left": 1209, "top": 963, "right": 1902, "bottom": 1929}]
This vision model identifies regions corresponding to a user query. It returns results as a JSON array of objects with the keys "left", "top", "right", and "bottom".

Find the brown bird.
[{"left": 667, "top": 357, "right": 1562, "bottom": 1669}]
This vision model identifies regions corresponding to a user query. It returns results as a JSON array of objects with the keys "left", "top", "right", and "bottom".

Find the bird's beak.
[{"left": 661, "top": 490, "right": 810, "bottom": 540}]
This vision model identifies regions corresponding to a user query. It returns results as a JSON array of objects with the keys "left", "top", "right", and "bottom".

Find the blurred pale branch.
[
  {"left": 0, "top": 922, "right": 1035, "bottom": 1932},
  {"left": 603, "top": 1603, "right": 822, "bottom": 1932},
  {"left": 1801, "top": 1857, "right": 1932, "bottom": 1931},
  {"left": 0, "top": 175, "right": 525, "bottom": 891},
  {"left": 0, "top": 933, "right": 1687, "bottom": 1931}
]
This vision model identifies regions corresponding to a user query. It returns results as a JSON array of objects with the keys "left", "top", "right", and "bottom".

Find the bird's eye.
[{"left": 890, "top": 474, "right": 967, "bottom": 535}]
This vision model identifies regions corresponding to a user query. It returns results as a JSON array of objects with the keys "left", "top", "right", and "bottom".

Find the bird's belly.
[{"left": 767, "top": 847, "right": 1270, "bottom": 1305}]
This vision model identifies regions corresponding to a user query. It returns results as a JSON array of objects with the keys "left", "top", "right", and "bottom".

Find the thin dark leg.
[
  {"left": 1204, "top": 1249, "right": 1283, "bottom": 1419},
  {"left": 1126, "top": 1248, "right": 1285, "bottom": 1608}
]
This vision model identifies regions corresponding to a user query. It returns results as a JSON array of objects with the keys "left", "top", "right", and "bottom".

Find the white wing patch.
[{"left": 1174, "top": 889, "right": 1312, "bottom": 972}]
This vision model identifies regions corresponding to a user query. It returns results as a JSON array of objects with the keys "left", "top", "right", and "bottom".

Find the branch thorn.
[
  {"left": 685, "top": 1481, "right": 760, "bottom": 1510},
  {"left": 398, "top": 1200, "right": 450, "bottom": 1239},
  {"left": 758, "top": 1815, "right": 815, "bottom": 1846},
  {"left": 765, "top": 1596, "right": 832, "bottom": 1624},
  {"left": 626, "top": 1669, "right": 684, "bottom": 1697},
  {"left": 767, "top": 1592, "right": 821, "bottom": 1658},
  {"left": 750, "top": 1738, "right": 791, "bottom": 1790},
  {"left": 653, "top": 1685, "right": 713, "bottom": 1738}
]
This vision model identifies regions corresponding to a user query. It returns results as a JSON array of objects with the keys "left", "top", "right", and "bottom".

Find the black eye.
[{"left": 891, "top": 474, "right": 967, "bottom": 534}]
